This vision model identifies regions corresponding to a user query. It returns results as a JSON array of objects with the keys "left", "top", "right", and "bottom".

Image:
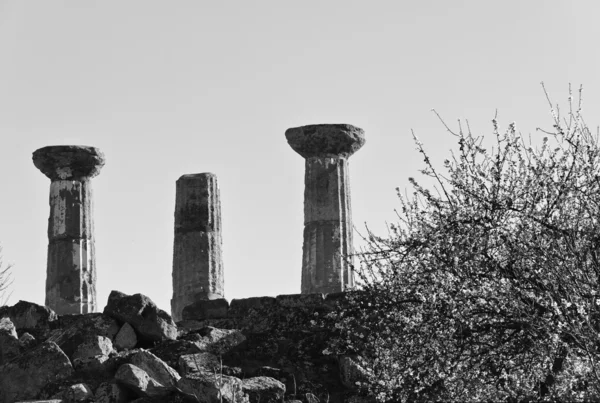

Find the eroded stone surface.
[
  {"left": 103, "top": 291, "right": 177, "bottom": 343},
  {"left": 285, "top": 124, "right": 365, "bottom": 159},
  {"left": 115, "top": 363, "right": 171, "bottom": 398},
  {"left": 242, "top": 376, "right": 286, "bottom": 403},
  {"left": 286, "top": 124, "right": 364, "bottom": 295},
  {"left": 172, "top": 173, "right": 224, "bottom": 322},
  {"left": 33, "top": 145, "right": 104, "bottom": 315},
  {"left": 182, "top": 298, "right": 229, "bottom": 321},
  {"left": 0, "top": 341, "right": 73, "bottom": 402},
  {"left": 32, "top": 145, "right": 105, "bottom": 180},
  {"left": 114, "top": 322, "right": 138, "bottom": 351}
]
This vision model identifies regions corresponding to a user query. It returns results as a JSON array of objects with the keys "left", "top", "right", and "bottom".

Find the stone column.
[
  {"left": 32, "top": 145, "right": 105, "bottom": 314},
  {"left": 171, "top": 173, "right": 224, "bottom": 322},
  {"left": 286, "top": 124, "right": 365, "bottom": 294}
]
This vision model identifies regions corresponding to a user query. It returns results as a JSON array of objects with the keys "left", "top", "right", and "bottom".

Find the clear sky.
[{"left": 0, "top": 1, "right": 598, "bottom": 313}]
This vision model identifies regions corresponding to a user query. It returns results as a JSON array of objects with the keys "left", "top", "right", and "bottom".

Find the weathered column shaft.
[
  {"left": 171, "top": 173, "right": 224, "bottom": 322},
  {"left": 302, "top": 157, "right": 353, "bottom": 294},
  {"left": 286, "top": 124, "right": 365, "bottom": 295},
  {"left": 33, "top": 145, "right": 104, "bottom": 315},
  {"left": 46, "top": 180, "right": 95, "bottom": 313}
]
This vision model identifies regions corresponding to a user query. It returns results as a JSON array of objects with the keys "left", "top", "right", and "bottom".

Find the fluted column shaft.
[
  {"left": 171, "top": 173, "right": 224, "bottom": 322},
  {"left": 286, "top": 124, "right": 365, "bottom": 295},
  {"left": 33, "top": 145, "right": 104, "bottom": 314},
  {"left": 302, "top": 157, "right": 354, "bottom": 294}
]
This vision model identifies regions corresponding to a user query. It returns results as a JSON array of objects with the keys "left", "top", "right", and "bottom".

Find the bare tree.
[{"left": 0, "top": 246, "right": 13, "bottom": 307}]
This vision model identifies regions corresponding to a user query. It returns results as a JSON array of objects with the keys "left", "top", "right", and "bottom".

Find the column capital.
[
  {"left": 285, "top": 124, "right": 365, "bottom": 159},
  {"left": 33, "top": 145, "right": 105, "bottom": 181}
]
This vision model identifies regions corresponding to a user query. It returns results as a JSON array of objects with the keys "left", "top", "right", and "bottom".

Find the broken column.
[
  {"left": 171, "top": 173, "right": 224, "bottom": 322},
  {"left": 32, "top": 145, "right": 105, "bottom": 314},
  {"left": 286, "top": 124, "right": 365, "bottom": 294}
]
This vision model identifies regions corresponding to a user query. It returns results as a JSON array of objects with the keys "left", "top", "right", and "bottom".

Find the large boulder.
[
  {"left": 72, "top": 335, "right": 115, "bottom": 361},
  {"left": 103, "top": 291, "right": 177, "bottom": 343},
  {"left": 182, "top": 326, "right": 246, "bottom": 356},
  {"left": 129, "top": 349, "right": 181, "bottom": 389},
  {"left": 0, "top": 341, "right": 73, "bottom": 403},
  {"left": 0, "top": 300, "right": 57, "bottom": 340},
  {"left": 115, "top": 363, "right": 172, "bottom": 398},
  {"left": 178, "top": 352, "right": 222, "bottom": 376},
  {"left": 241, "top": 376, "right": 286, "bottom": 403},
  {"left": 177, "top": 372, "right": 249, "bottom": 403},
  {"left": 114, "top": 322, "right": 137, "bottom": 350},
  {"left": 149, "top": 340, "right": 202, "bottom": 370},
  {"left": 46, "top": 313, "right": 120, "bottom": 358}
]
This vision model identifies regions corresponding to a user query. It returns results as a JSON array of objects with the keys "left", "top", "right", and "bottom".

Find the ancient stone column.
[
  {"left": 32, "top": 145, "right": 105, "bottom": 314},
  {"left": 171, "top": 173, "right": 224, "bottom": 322},
  {"left": 286, "top": 124, "right": 365, "bottom": 294}
]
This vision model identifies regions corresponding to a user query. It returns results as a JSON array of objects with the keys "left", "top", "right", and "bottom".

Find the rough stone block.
[
  {"left": 242, "top": 376, "right": 286, "bottom": 403},
  {"left": 182, "top": 298, "right": 229, "bottom": 321},
  {"left": 178, "top": 352, "right": 221, "bottom": 376},
  {"left": 0, "top": 341, "right": 73, "bottom": 402},
  {"left": 275, "top": 293, "right": 325, "bottom": 309},
  {"left": 103, "top": 291, "right": 177, "bottom": 343},
  {"left": 114, "top": 322, "right": 137, "bottom": 351},
  {"left": 115, "top": 364, "right": 171, "bottom": 398},
  {"left": 228, "top": 297, "right": 277, "bottom": 318}
]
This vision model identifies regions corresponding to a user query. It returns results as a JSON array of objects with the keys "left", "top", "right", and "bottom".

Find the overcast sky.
[{"left": 0, "top": 1, "right": 598, "bottom": 313}]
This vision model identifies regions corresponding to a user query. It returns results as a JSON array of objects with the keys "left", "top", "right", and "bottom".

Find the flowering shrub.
[{"left": 327, "top": 85, "right": 600, "bottom": 401}]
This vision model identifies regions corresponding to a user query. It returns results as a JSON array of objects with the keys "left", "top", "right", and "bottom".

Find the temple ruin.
[{"left": 32, "top": 145, "right": 105, "bottom": 315}]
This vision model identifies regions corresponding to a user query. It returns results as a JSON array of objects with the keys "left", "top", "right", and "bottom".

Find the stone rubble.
[{"left": 0, "top": 290, "right": 369, "bottom": 403}]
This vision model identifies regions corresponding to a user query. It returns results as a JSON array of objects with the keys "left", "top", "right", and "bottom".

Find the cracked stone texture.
[
  {"left": 172, "top": 173, "right": 224, "bottom": 322},
  {"left": 33, "top": 145, "right": 104, "bottom": 315},
  {"left": 285, "top": 124, "right": 365, "bottom": 159},
  {"left": 286, "top": 124, "right": 364, "bottom": 294},
  {"left": 32, "top": 145, "right": 105, "bottom": 181}
]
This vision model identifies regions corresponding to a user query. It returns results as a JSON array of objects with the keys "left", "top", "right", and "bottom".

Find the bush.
[{"left": 327, "top": 84, "right": 600, "bottom": 401}]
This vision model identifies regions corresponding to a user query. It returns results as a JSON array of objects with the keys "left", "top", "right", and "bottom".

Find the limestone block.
[
  {"left": 182, "top": 298, "right": 229, "bottom": 321},
  {"left": 0, "top": 300, "right": 57, "bottom": 340},
  {"left": 72, "top": 335, "right": 114, "bottom": 360},
  {"left": 241, "top": 376, "right": 286, "bottom": 403},
  {"left": 182, "top": 327, "right": 246, "bottom": 356},
  {"left": 129, "top": 349, "right": 181, "bottom": 389},
  {"left": 275, "top": 293, "right": 325, "bottom": 308},
  {"left": 0, "top": 341, "right": 73, "bottom": 402},
  {"left": 178, "top": 352, "right": 221, "bottom": 376},
  {"left": 177, "top": 372, "right": 248, "bottom": 403},
  {"left": 93, "top": 381, "right": 129, "bottom": 403},
  {"left": 72, "top": 354, "right": 111, "bottom": 377},
  {"left": 103, "top": 290, "right": 177, "bottom": 343},
  {"left": 114, "top": 322, "right": 137, "bottom": 350},
  {"left": 46, "top": 313, "right": 119, "bottom": 359},
  {"left": 148, "top": 340, "right": 202, "bottom": 370},
  {"left": 228, "top": 297, "right": 277, "bottom": 318},
  {"left": 115, "top": 364, "right": 171, "bottom": 398}
]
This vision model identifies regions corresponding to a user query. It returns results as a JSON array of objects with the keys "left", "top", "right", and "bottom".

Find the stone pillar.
[
  {"left": 32, "top": 145, "right": 105, "bottom": 314},
  {"left": 171, "top": 173, "right": 224, "bottom": 322},
  {"left": 286, "top": 124, "right": 365, "bottom": 294}
]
